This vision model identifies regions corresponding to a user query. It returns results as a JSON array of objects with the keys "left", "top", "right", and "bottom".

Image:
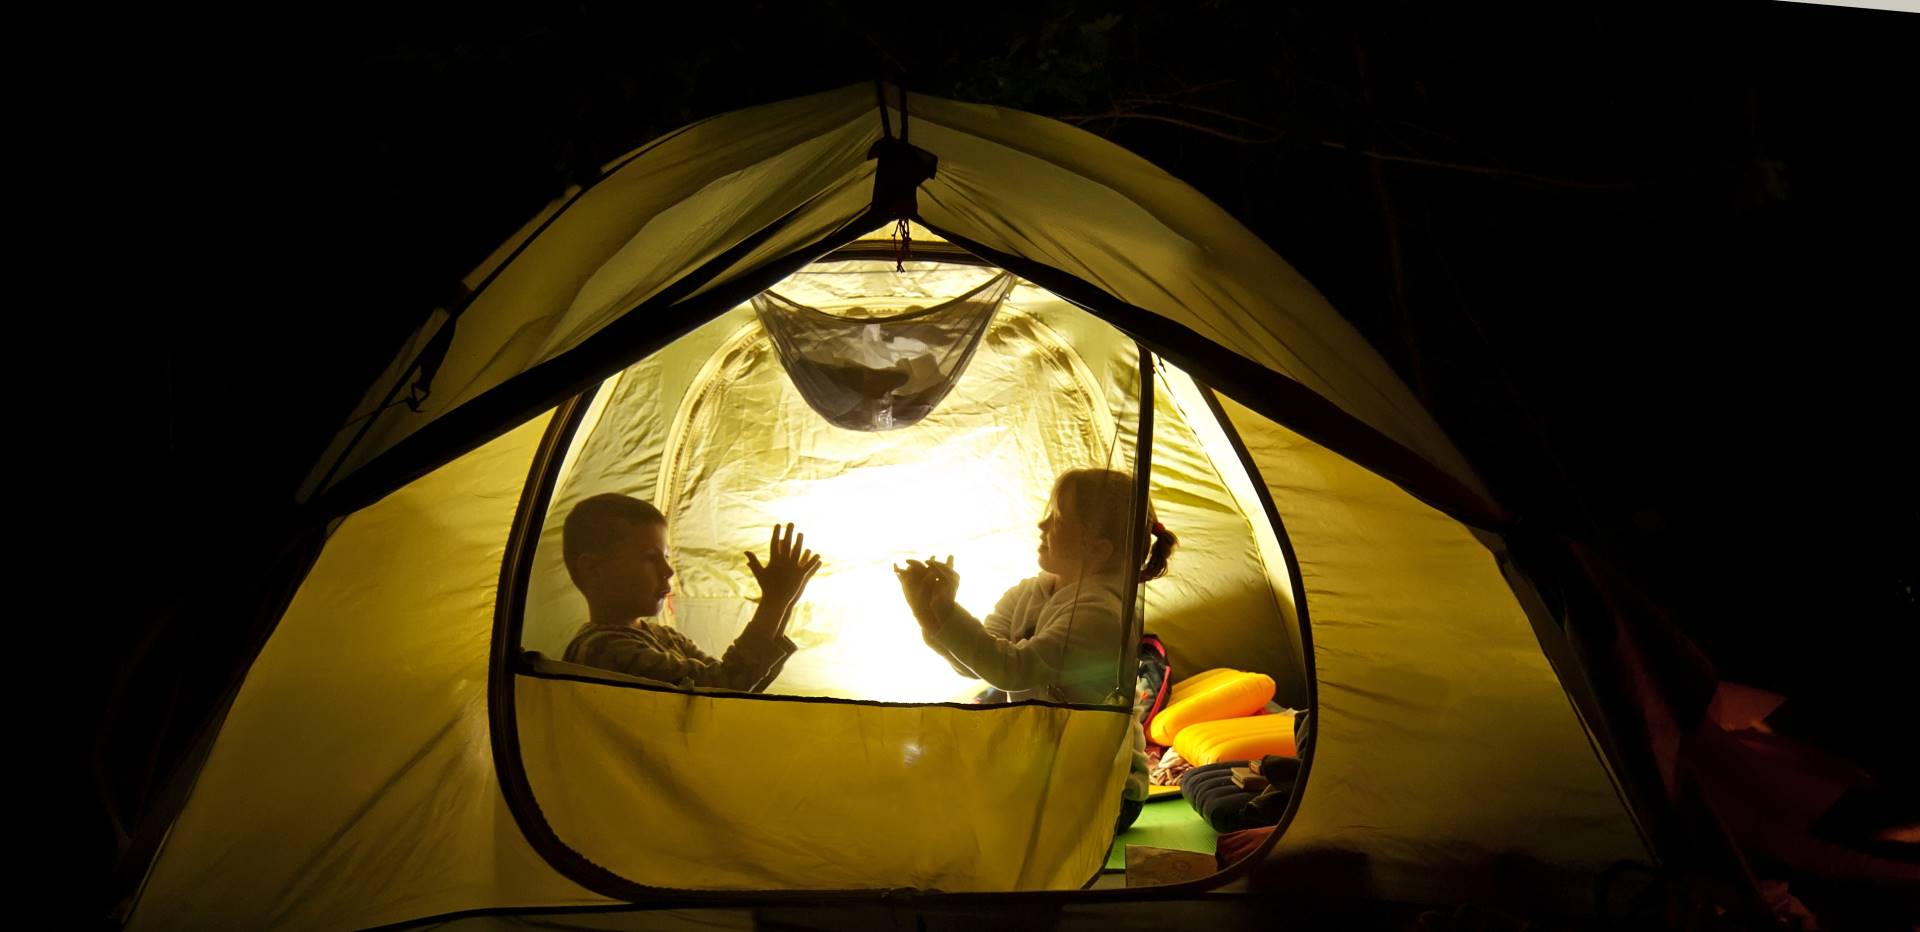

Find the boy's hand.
[
  {"left": 745, "top": 523, "right": 822, "bottom": 610},
  {"left": 894, "top": 555, "right": 958, "bottom": 630}
]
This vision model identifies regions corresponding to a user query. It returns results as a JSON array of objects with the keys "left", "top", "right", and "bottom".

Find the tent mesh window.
[{"left": 752, "top": 272, "right": 1016, "bottom": 430}]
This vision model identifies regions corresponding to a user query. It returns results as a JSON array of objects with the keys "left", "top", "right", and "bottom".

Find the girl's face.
[{"left": 1035, "top": 488, "right": 1114, "bottom": 579}]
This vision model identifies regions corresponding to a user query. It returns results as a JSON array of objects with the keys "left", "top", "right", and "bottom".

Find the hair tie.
[{"left": 1151, "top": 521, "right": 1166, "bottom": 536}]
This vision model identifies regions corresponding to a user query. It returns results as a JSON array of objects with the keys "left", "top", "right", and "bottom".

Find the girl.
[{"left": 895, "top": 468, "right": 1176, "bottom": 830}]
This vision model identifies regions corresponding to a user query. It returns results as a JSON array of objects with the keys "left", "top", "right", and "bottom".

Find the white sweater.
[{"left": 926, "top": 573, "right": 1130, "bottom": 705}]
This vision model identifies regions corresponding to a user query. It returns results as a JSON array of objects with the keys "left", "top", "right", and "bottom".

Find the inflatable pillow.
[
  {"left": 1148, "top": 668, "right": 1275, "bottom": 746},
  {"left": 1173, "top": 711, "right": 1299, "bottom": 767}
]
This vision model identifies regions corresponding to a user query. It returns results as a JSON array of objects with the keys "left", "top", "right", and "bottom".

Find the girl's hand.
[{"left": 894, "top": 555, "right": 958, "bottom": 630}]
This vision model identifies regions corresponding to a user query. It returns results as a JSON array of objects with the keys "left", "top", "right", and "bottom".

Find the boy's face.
[{"left": 579, "top": 520, "right": 674, "bottom": 620}]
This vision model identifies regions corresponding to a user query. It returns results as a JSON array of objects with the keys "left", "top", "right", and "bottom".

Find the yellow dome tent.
[{"left": 121, "top": 85, "right": 1648, "bottom": 930}]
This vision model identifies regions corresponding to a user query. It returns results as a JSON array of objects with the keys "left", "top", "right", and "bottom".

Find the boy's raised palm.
[{"left": 746, "top": 522, "right": 822, "bottom": 608}]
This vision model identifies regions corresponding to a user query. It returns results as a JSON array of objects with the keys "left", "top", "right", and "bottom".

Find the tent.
[{"left": 119, "top": 84, "right": 1656, "bottom": 929}]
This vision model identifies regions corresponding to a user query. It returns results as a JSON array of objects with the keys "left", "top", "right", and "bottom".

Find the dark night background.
[{"left": 91, "top": 1, "right": 1915, "bottom": 920}]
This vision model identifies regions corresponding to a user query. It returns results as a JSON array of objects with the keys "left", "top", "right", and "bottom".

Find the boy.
[{"left": 562, "top": 493, "right": 820, "bottom": 692}]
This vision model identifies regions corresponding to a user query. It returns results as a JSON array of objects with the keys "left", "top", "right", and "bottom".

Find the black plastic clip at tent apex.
[{"left": 868, "top": 81, "right": 938, "bottom": 228}]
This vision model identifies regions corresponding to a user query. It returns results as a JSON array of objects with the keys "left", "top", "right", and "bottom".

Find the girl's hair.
[{"left": 1052, "top": 468, "right": 1178, "bottom": 583}]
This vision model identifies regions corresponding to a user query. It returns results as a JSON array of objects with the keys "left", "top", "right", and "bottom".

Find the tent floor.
[
  {"left": 387, "top": 896, "right": 1450, "bottom": 931},
  {"left": 1103, "top": 795, "right": 1217, "bottom": 871}
]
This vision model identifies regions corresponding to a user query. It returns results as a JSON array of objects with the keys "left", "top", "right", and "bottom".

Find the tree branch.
[
  {"left": 1057, "top": 110, "right": 1281, "bottom": 144},
  {"left": 1059, "top": 102, "right": 1636, "bottom": 190},
  {"left": 1321, "top": 139, "right": 1635, "bottom": 190},
  {"left": 1129, "top": 77, "right": 1239, "bottom": 101}
]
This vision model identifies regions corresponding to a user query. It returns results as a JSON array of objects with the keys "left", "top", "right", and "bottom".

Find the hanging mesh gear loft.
[{"left": 752, "top": 271, "right": 1015, "bottom": 430}]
